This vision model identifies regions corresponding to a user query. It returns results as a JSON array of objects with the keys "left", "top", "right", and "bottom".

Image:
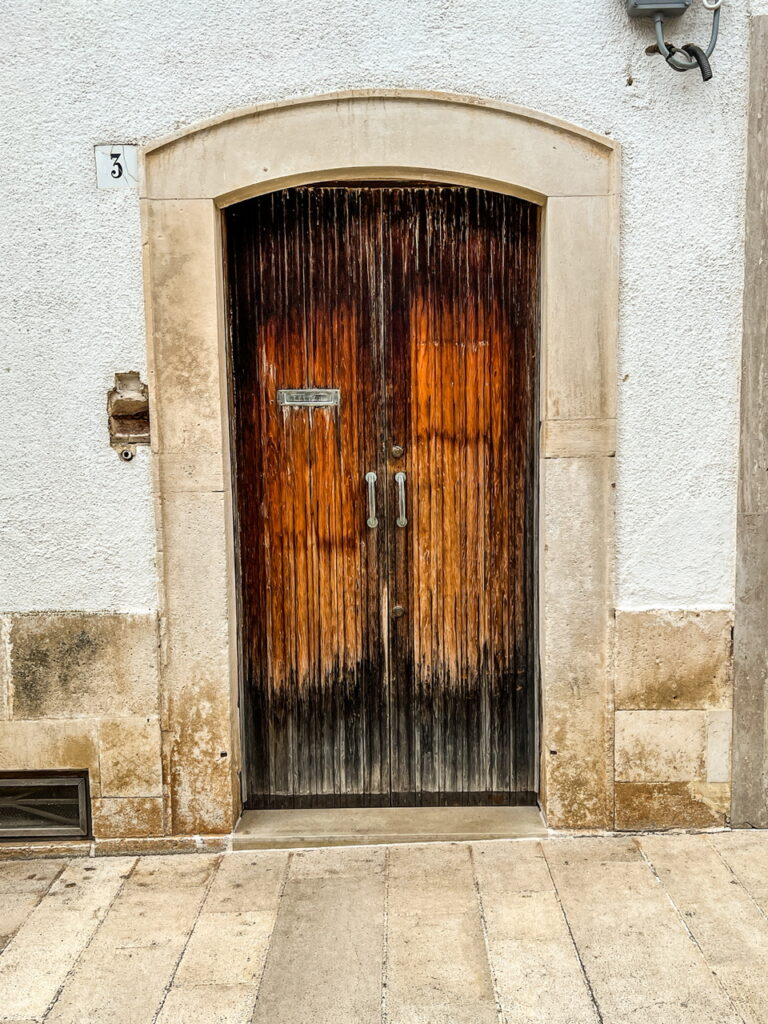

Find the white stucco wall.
[{"left": 0, "top": 0, "right": 750, "bottom": 612}]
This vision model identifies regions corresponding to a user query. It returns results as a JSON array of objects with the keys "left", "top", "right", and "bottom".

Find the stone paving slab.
[
  {"left": 708, "top": 830, "right": 768, "bottom": 911},
  {"left": 0, "top": 893, "right": 44, "bottom": 952},
  {"left": 0, "top": 858, "right": 133, "bottom": 1020},
  {"left": 641, "top": 834, "right": 768, "bottom": 1024},
  {"left": 543, "top": 838, "right": 742, "bottom": 1024},
  {"left": 45, "top": 856, "right": 218, "bottom": 1024},
  {"left": 473, "top": 842, "right": 598, "bottom": 1024},
  {"left": 386, "top": 843, "right": 497, "bottom": 1024},
  {"left": 46, "top": 944, "right": 182, "bottom": 1024},
  {"left": 155, "top": 983, "right": 258, "bottom": 1024},
  {"left": 252, "top": 846, "right": 385, "bottom": 1024},
  {"left": 0, "top": 860, "right": 64, "bottom": 894},
  {"left": 1, "top": 833, "right": 768, "bottom": 1023}
]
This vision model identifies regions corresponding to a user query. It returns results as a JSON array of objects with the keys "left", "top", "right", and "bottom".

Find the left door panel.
[{"left": 227, "top": 188, "right": 389, "bottom": 807}]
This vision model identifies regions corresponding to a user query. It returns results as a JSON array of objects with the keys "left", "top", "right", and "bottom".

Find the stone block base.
[
  {"left": 613, "top": 609, "right": 733, "bottom": 830},
  {"left": 0, "top": 606, "right": 739, "bottom": 840}
]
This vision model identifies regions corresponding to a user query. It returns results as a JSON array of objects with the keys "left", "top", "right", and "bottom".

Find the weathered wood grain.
[
  {"left": 228, "top": 188, "right": 388, "bottom": 807},
  {"left": 384, "top": 187, "right": 539, "bottom": 803},
  {"left": 226, "top": 185, "right": 538, "bottom": 807}
]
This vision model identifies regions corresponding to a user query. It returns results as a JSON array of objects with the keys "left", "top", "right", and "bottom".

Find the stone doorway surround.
[{"left": 139, "top": 90, "right": 620, "bottom": 835}]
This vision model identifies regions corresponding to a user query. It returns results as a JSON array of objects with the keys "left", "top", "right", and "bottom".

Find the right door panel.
[{"left": 384, "top": 187, "right": 539, "bottom": 804}]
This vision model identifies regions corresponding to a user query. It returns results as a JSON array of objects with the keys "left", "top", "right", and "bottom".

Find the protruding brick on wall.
[{"left": 614, "top": 610, "right": 733, "bottom": 830}]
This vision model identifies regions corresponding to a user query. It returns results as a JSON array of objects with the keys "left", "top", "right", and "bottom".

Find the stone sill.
[{"left": 0, "top": 834, "right": 232, "bottom": 860}]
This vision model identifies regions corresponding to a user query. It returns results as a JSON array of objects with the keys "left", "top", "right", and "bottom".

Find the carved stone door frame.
[{"left": 141, "top": 91, "right": 619, "bottom": 833}]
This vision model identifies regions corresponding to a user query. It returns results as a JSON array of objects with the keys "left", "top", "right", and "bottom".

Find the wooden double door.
[{"left": 227, "top": 184, "right": 539, "bottom": 808}]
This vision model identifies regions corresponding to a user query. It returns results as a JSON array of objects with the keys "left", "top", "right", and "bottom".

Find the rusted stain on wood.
[{"left": 226, "top": 185, "right": 539, "bottom": 808}]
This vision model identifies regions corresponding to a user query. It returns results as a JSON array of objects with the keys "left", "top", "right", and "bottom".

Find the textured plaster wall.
[{"left": 0, "top": 0, "right": 750, "bottom": 612}]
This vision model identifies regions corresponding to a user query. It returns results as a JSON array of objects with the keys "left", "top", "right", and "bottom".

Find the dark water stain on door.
[{"left": 226, "top": 185, "right": 539, "bottom": 808}]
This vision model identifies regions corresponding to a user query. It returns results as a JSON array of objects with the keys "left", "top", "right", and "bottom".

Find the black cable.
[{"left": 681, "top": 43, "right": 713, "bottom": 81}]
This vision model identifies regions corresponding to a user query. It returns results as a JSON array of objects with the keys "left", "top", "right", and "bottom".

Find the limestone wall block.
[
  {"left": 91, "top": 797, "right": 164, "bottom": 839},
  {"left": 707, "top": 709, "right": 733, "bottom": 785},
  {"left": 615, "top": 782, "right": 730, "bottom": 830},
  {"left": 540, "top": 456, "right": 613, "bottom": 829},
  {"left": 0, "top": 719, "right": 101, "bottom": 794},
  {"left": 0, "top": 616, "right": 10, "bottom": 721},
  {"left": 9, "top": 613, "right": 160, "bottom": 720},
  {"left": 615, "top": 710, "right": 707, "bottom": 784},
  {"left": 98, "top": 716, "right": 163, "bottom": 798},
  {"left": 615, "top": 610, "right": 732, "bottom": 711}
]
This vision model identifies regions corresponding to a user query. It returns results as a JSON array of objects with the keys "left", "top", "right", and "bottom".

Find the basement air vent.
[{"left": 0, "top": 772, "right": 90, "bottom": 839}]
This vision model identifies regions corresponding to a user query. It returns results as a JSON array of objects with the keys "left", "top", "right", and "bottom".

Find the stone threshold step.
[{"left": 233, "top": 805, "right": 547, "bottom": 850}]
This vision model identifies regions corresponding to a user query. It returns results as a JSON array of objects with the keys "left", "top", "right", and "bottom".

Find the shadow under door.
[{"left": 227, "top": 184, "right": 539, "bottom": 808}]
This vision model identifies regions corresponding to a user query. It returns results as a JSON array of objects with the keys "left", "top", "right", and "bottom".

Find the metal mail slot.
[{"left": 277, "top": 388, "right": 340, "bottom": 408}]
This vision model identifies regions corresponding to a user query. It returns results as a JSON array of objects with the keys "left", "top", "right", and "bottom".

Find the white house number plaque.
[{"left": 94, "top": 145, "right": 139, "bottom": 189}]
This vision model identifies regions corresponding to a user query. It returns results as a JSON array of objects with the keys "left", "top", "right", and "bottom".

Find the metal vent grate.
[{"left": 0, "top": 772, "right": 90, "bottom": 839}]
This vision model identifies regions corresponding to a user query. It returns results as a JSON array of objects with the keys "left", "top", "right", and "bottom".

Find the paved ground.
[{"left": 1, "top": 831, "right": 768, "bottom": 1023}]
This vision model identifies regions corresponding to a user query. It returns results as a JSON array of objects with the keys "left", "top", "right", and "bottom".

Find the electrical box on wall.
[
  {"left": 626, "top": 0, "right": 691, "bottom": 15},
  {"left": 625, "top": 0, "right": 721, "bottom": 81}
]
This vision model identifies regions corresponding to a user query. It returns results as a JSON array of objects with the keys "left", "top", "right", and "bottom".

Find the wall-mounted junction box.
[{"left": 625, "top": 0, "right": 691, "bottom": 15}]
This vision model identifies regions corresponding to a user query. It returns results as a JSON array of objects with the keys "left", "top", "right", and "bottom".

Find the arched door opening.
[
  {"left": 226, "top": 182, "right": 539, "bottom": 808},
  {"left": 141, "top": 92, "right": 617, "bottom": 834}
]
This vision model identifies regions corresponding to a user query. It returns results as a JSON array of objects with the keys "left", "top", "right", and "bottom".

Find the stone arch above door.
[{"left": 141, "top": 90, "right": 619, "bottom": 834}]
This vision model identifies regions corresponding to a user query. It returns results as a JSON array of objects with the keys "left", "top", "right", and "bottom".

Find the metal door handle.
[
  {"left": 395, "top": 471, "right": 407, "bottom": 528},
  {"left": 365, "top": 472, "right": 378, "bottom": 528}
]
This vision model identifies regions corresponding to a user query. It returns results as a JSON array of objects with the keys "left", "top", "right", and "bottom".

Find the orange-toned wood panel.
[
  {"left": 228, "top": 185, "right": 538, "bottom": 807},
  {"left": 386, "top": 188, "right": 539, "bottom": 803},
  {"left": 227, "top": 189, "right": 388, "bottom": 807}
]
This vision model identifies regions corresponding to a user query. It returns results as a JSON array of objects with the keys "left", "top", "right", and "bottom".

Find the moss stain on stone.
[{"left": 11, "top": 618, "right": 104, "bottom": 717}]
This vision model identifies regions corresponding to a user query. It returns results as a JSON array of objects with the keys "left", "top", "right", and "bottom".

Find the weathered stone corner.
[{"left": 613, "top": 609, "right": 733, "bottom": 830}]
